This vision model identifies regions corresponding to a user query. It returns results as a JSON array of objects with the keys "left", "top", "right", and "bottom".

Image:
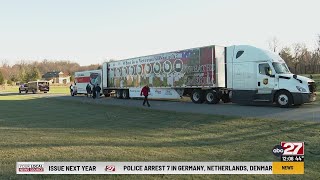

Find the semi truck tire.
[
  {"left": 122, "top": 89, "right": 129, "bottom": 99},
  {"left": 205, "top": 90, "right": 220, "bottom": 104},
  {"left": 275, "top": 90, "right": 293, "bottom": 108},
  {"left": 191, "top": 89, "right": 204, "bottom": 104},
  {"left": 116, "top": 90, "right": 123, "bottom": 99}
]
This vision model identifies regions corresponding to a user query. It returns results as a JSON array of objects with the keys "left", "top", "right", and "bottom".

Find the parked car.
[{"left": 19, "top": 84, "right": 28, "bottom": 93}]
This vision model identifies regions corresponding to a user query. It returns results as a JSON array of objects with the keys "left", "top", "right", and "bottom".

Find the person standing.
[
  {"left": 73, "top": 83, "right": 77, "bottom": 95},
  {"left": 70, "top": 84, "right": 74, "bottom": 96},
  {"left": 92, "top": 85, "right": 96, "bottom": 99},
  {"left": 96, "top": 84, "right": 101, "bottom": 99},
  {"left": 86, "top": 84, "right": 91, "bottom": 97},
  {"left": 140, "top": 85, "right": 150, "bottom": 107}
]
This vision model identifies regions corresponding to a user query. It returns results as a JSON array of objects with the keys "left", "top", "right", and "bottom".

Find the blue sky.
[{"left": 0, "top": 0, "right": 319, "bottom": 65}]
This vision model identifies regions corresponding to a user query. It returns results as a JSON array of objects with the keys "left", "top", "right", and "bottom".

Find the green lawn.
[
  {"left": 0, "top": 85, "right": 69, "bottom": 94},
  {"left": 0, "top": 95, "right": 319, "bottom": 179}
]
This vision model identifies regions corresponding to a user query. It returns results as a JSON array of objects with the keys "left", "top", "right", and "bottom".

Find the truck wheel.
[
  {"left": 275, "top": 91, "right": 293, "bottom": 108},
  {"left": 122, "top": 90, "right": 129, "bottom": 99},
  {"left": 116, "top": 90, "right": 123, "bottom": 99},
  {"left": 191, "top": 89, "right": 204, "bottom": 104},
  {"left": 19, "top": 89, "right": 21, "bottom": 93},
  {"left": 32, "top": 90, "right": 35, "bottom": 94},
  {"left": 205, "top": 90, "right": 220, "bottom": 104},
  {"left": 25, "top": 90, "right": 28, "bottom": 93},
  {"left": 104, "top": 93, "right": 110, "bottom": 97}
]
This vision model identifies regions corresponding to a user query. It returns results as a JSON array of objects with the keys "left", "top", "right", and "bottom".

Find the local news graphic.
[
  {"left": 16, "top": 162, "right": 304, "bottom": 175},
  {"left": 270, "top": 142, "right": 304, "bottom": 174},
  {"left": 17, "top": 162, "right": 44, "bottom": 173},
  {"left": 272, "top": 142, "right": 304, "bottom": 162}
]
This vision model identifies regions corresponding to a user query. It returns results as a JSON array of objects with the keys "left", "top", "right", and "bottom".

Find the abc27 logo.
[{"left": 272, "top": 142, "right": 304, "bottom": 162}]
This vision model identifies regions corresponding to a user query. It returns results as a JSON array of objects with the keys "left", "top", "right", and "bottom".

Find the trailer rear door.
[{"left": 102, "top": 62, "right": 108, "bottom": 88}]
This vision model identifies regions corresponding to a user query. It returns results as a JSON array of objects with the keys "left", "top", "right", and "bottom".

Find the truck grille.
[{"left": 308, "top": 82, "right": 316, "bottom": 93}]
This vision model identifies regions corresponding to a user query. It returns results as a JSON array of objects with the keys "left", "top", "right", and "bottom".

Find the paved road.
[
  {"left": 48, "top": 94, "right": 320, "bottom": 122},
  {"left": 2, "top": 92, "right": 318, "bottom": 121}
]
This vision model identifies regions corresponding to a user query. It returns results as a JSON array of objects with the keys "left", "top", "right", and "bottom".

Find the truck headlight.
[{"left": 296, "top": 86, "right": 307, "bottom": 92}]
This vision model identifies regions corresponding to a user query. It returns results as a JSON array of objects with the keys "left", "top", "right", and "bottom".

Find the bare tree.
[
  {"left": 268, "top": 37, "right": 280, "bottom": 53},
  {"left": 1, "top": 60, "right": 9, "bottom": 68},
  {"left": 292, "top": 43, "right": 306, "bottom": 74},
  {"left": 279, "top": 47, "right": 294, "bottom": 71}
]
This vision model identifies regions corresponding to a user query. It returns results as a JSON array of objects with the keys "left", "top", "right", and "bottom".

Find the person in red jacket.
[{"left": 140, "top": 85, "right": 150, "bottom": 107}]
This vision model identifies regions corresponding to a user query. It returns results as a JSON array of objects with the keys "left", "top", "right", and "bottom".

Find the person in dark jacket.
[
  {"left": 140, "top": 85, "right": 150, "bottom": 107},
  {"left": 92, "top": 85, "right": 96, "bottom": 99},
  {"left": 96, "top": 84, "right": 101, "bottom": 99},
  {"left": 86, "top": 84, "right": 91, "bottom": 97},
  {"left": 69, "top": 84, "right": 73, "bottom": 96}
]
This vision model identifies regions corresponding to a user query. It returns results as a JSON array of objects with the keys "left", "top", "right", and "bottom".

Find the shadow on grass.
[
  {"left": 1, "top": 95, "right": 320, "bottom": 179},
  {"left": 1, "top": 121, "right": 319, "bottom": 150},
  {"left": 0, "top": 95, "right": 232, "bottom": 130}
]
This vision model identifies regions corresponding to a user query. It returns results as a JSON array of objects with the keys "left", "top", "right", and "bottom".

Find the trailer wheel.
[
  {"left": 122, "top": 90, "right": 130, "bottom": 99},
  {"left": 205, "top": 90, "right": 220, "bottom": 104},
  {"left": 116, "top": 90, "right": 123, "bottom": 99},
  {"left": 191, "top": 89, "right": 204, "bottom": 104},
  {"left": 275, "top": 90, "right": 293, "bottom": 108}
]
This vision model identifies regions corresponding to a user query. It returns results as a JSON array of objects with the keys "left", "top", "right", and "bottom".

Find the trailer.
[
  {"left": 27, "top": 81, "right": 50, "bottom": 94},
  {"left": 74, "top": 70, "right": 103, "bottom": 96},
  {"left": 86, "top": 45, "right": 317, "bottom": 107}
]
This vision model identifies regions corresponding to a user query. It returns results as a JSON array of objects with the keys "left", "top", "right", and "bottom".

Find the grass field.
[
  {"left": 0, "top": 94, "right": 319, "bottom": 179},
  {"left": 0, "top": 85, "right": 69, "bottom": 94}
]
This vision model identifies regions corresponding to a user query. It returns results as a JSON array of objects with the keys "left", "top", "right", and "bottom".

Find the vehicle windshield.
[{"left": 272, "top": 62, "right": 291, "bottom": 74}]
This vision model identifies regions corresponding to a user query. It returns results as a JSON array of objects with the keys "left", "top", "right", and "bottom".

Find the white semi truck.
[{"left": 79, "top": 45, "right": 317, "bottom": 107}]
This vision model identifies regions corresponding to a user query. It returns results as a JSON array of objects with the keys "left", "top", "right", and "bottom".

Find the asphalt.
[
  {"left": 50, "top": 94, "right": 320, "bottom": 122},
  {"left": 2, "top": 92, "right": 319, "bottom": 121}
]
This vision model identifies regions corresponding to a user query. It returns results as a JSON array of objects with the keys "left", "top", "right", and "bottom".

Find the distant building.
[{"left": 42, "top": 71, "right": 70, "bottom": 84}]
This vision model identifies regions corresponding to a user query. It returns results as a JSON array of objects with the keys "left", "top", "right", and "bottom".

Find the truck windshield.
[{"left": 272, "top": 62, "right": 290, "bottom": 74}]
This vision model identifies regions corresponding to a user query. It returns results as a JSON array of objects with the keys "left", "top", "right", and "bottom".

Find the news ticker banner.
[{"left": 16, "top": 162, "right": 304, "bottom": 175}]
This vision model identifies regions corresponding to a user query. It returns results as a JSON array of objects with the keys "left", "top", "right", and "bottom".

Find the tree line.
[
  {"left": 271, "top": 35, "right": 320, "bottom": 75},
  {"left": 1, "top": 35, "right": 320, "bottom": 85},
  {"left": 0, "top": 60, "right": 100, "bottom": 85}
]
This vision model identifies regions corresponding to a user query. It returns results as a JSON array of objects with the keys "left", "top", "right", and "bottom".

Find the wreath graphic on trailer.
[{"left": 90, "top": 73, "right": 101, "bottom": 85}]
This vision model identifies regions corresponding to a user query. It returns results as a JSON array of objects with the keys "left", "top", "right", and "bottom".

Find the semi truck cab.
[{"left": 227, "top": 45, "right": 316, "bottom": 107}]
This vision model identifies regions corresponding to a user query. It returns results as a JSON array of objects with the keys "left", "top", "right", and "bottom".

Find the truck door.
[{"left": 256, "top": 63, "right": 275, "bottom": 94}]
